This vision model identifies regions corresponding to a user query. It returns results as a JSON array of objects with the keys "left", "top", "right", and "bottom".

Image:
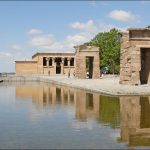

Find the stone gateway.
[
  {"left": 120, "top": 28, "right": 150, "bottom": 85},
  {"left": 74, "top": 45, "right": 100, "bottom": 79}
]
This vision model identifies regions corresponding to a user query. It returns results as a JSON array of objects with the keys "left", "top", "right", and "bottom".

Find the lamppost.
[{"left": 46, "top": 57, "right": 50, "bottom": 76}]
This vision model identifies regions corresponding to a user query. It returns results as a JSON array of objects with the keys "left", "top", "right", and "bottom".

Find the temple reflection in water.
[
  {"left": 16, "top": 83, "right": 76, "bottom": 107},
  {"left": 119, "top": 96, "right": 150, "bottom": 147},
  {"left": 15, "top": 83, "right": 120, "bottom": 127},
  {"left": 15, "top": 83, "right": 150, "bottom": 148}
]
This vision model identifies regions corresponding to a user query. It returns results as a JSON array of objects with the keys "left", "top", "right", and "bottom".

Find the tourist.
[
  {"left": 73, "top": 70, "right": 75, "bottom": 77},
  {"left": 48, "top": 70, "right": 50, "bottom": 76},
  {"left": 68, "top": 70, "right": 70, "bottom": 78}
]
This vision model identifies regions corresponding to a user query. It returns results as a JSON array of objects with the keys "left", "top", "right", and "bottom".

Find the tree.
[
  {"left": 98, "top": 95, "right": 120, "bottom": 129},
  {"left": 89, "top": 28, "right": 120, "bottom": 74}
]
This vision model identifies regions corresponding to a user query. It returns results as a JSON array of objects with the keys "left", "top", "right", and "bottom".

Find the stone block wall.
[
  {"left": 75, "top": 52, "right": 86, "bottom": 79},
  {"left": 120, "top": 28, "right": 150, "bottom": 85},
  {"left": 93, "top": 54, "right": 100, "bottom": 79},
  {"left": 119, "top": 32, "right": 132, "bottom": 84},
  {"left": 15, "top": 61, "right": 38, "bottom": 75}
]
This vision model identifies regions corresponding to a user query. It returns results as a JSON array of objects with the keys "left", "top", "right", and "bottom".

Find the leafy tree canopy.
[{"left": 88, "top": 28, "right": 120, "bottom": 74}]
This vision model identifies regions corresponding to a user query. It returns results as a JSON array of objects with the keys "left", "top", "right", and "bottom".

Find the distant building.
[{"left": 15, "top": 44, "right": 100, "bottom": 79}]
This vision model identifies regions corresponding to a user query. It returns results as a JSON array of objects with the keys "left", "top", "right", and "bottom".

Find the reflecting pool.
[{"left": 0, "top": 82, "right": 150, "bottom": 149}]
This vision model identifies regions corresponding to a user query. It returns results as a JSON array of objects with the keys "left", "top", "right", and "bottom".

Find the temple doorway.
[
  {"left": 86, "top": 57, "right": 93, "bottom": 79},
  {"left": 55, "top": 57, "right": 61, "bottom": 74},
  {"left": 140, "top": 48, "right": 150, "bottom": 84}
]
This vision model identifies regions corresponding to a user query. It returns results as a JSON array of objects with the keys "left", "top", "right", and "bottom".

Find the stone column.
[
  {"left": 46, "top": 57, "right": 50, "bottom": 67},
  {"left": 67, "top": 58, "right": 71, "bottom": 67},
  {"left": 67, "top": 58, "right": 71, "bottom": 77},
  {"left": 46, "top": 57, "right": 50, "bottom": 75},
  {"left": 61, "top": 58, "right": 64, "bottom": 75}
]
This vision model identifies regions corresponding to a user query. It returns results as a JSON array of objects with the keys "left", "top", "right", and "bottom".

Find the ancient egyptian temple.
[
  {"left": 120, "top": 28, "right": 150, "bottom": 85},
  {"left": 15, "top": 44, "right": 100, "bottom": 79}
]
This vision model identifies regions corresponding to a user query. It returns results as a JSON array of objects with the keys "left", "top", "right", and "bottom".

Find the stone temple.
[
  {"left": 15, "top": 44, "right": 100, "bottom": 79},
  {"left": 120, "top": 28, "right": 150, "bottom": 85}
]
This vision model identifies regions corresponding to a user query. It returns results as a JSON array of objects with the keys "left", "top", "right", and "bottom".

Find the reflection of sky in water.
[{"left": 0, "top": 82, "right": 150, "bottom": 149}]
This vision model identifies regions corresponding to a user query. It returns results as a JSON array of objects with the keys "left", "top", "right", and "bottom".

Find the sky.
[{"left": 0, "top": 1, "right": 150, "bottom": 72}]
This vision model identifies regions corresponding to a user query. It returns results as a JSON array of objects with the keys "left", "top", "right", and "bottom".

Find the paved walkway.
[
  {"left": 2, "top": 74, "right": 150, "bottom": 96},
  {"left": 39, "top": 75, "right": 150, "bottom": 96}
]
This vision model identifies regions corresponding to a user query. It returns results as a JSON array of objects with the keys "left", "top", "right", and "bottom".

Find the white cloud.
[
  {"left": 28, "top": 21, "right": 127, "bottom": 53},
  {"left": 28, "top": 28, "right": 43, "bottom": 35},
  {"left": 28, "top": 32, "right": 92, "bottom": 52},
  {"left": 109, "top": 10, "right": 138, "bottom": 22},
  {"left": 70, "top": 20, "right": 97, "bottom": 33},
  {"left": 29, "top": 34, "right": 56, "bottom": 50},
  {"left": 70, "top": 19, "right": 127, "bottom": 33},
  {"left": 12, "top": 44, "right": 23, "bottom": 50},
  {"left": 66, "top": 33, "right": 89, "bottom": 44}
]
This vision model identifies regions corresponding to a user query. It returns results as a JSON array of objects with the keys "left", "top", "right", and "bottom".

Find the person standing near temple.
[
  {"left": 68, "top": 69, "right": 70, "bottom": 78},
  {"left": 73, "top": 70, "right": 75, "bottom": 77},
  {"left": 48, "top": 70, "right": 50, "bottom": 76}
]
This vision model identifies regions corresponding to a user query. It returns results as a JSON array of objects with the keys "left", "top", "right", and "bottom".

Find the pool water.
[{"left": 0, "top": 82, "right": 150, "bottom": 149}]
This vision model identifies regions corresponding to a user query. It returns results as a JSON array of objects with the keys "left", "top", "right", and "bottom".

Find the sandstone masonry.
[
  {"left": 120, "top": 28, "right": 150, "bottom": 85},
  {"left": 15, "top": 44, "right": 100, "bottom": 79}
]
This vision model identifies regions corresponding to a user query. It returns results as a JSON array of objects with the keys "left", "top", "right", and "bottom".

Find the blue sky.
[{"left": 0, "top": 1, "right": 150, "bottom": 72}]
